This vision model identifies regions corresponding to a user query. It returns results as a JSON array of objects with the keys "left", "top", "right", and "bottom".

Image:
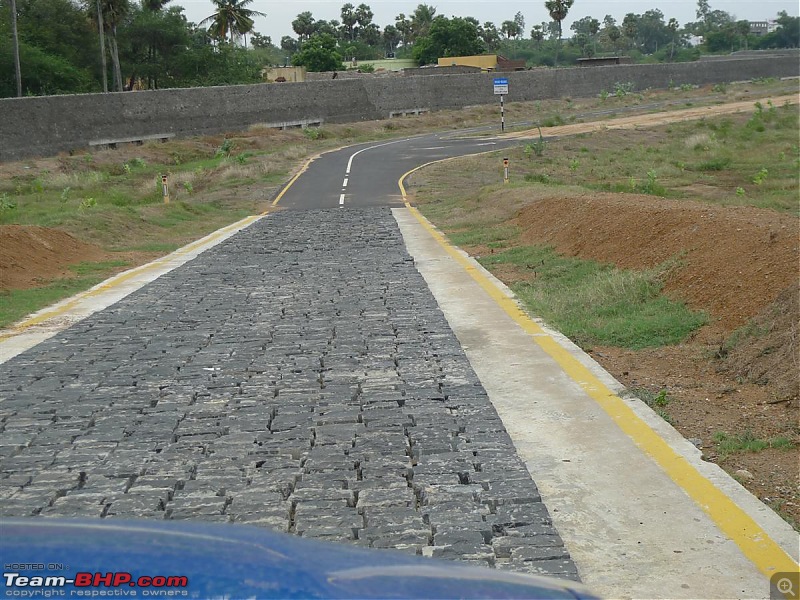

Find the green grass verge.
[
  {"left": 0, "top": 277, "right": 106, "bottom": 329},
  {"left": 509, "top": 100, "right": 800, "bottom": 213},
  {"left": 68, "top": 260, "right": 129, "bottom": 276},
  {"left": 713, "top": 431, "right": 796, "bottom": 457},
  {"left": 480, "top": 246, "right": 707, "bottom": 349}
]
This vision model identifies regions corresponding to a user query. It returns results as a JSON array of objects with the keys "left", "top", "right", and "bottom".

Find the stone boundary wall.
[{"left": 1, "top": 56, "right": 797, "bottom": 162}]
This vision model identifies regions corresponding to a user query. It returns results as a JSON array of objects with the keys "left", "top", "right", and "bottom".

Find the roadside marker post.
[
  {"left": 503, "top": 157, "right": 509, "bottom": 184},
  {"left": 161, "top": 174, "right": 169, "bottom": 204},
  {"left": 493, "top": 77, "right": 508, "bottom": 132}
]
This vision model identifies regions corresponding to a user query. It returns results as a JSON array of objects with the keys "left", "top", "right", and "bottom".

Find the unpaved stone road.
[{"left": 0, "top": 208, "right": 577, "bottom": 579}]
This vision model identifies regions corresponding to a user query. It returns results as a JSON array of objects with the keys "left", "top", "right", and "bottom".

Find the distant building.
[
  {"left": 576, "top": 56, "right": 633, "bottom": 66},
  {"left": 749, "top": 20, "right": 779, "bottom": 36},
  {"left": 436, "top": 54, "right": 526, "bottom": 72},
  {"left": 262, "top": 66, "right": 306, "bottom": 83}
]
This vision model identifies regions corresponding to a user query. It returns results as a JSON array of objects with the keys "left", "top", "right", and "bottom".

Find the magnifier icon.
[{"left": 777, "top": 577, "right": 796, "bottom": 598}]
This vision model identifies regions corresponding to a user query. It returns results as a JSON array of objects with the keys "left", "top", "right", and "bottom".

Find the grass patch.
[
  {"left": 68, "top": 260, "right": 129, "bottom": 276},
  {"left": 481, "top": 99, "right": 799, "bottom": 213},
  {"left": 626, "top": 388, "right": 675, "bottom": 424},
  {"left": 480, "top": 246, "right": 706, "bottom": 349},
  {"left": 448, "top": 225, "right": 520, "bottom": 248},
  {"left": 0, "top": 277, "right": 106, "bottom": 328},
  {"left": 713, "top": 431, "right": 796, "bottom": 456}
]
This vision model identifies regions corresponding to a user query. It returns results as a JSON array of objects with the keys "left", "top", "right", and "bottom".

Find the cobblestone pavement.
[{"left": 0, "top": 208, "right": 577, "bottom": 579}]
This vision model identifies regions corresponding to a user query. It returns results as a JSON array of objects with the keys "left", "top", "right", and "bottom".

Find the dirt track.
[{"left": 508, "top": 94, "right": 799, "bottom": 139}]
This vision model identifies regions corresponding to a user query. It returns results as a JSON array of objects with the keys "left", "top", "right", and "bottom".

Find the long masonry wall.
[{"left": 1, "top": 56, "right": 797, "bottom": 161}]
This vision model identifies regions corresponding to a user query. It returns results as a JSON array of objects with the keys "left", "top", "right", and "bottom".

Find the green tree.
[
  {"left": 571, "top": 16, "right": 600, "bottom": 54},
  {"left": 120, "top": 4, "right": 191, "bottom": 88},
  {"left": 667, "top": 17, "right": 680, "bottom": 59},
  {"left": 108, "top": 0, "right": 131, "bottom": 90},
  {"left": 200, "top": 0, "right": 265, "bottom": 45},
  {"left": 545, "top": 0, "right": 573, "bottom": 65},
  {"left": 0, "top": 7, "right": 97, "bottom": 98},
  {"left": 382, "top": 23, "right": 400, "bottom": 53},
  {"left": 514, "top": 11, "right": 525, "bottom": 37},
  {"left": 291, "top": 32, "right": 343, "bottom": 71},
  {"left": 530, "top": 24, "right": 544, "bottom": 47},
  {"left": 92, "top": 0, "right": 108, "bottom": 91},
  {"left": 756, "top": 12, "right": 800, "bottom": 49},
  {"left": 544, "top": 0, "right": 573, "bottom": 41},
  {"left": 412, "top": 15, "right": 485, "bottom": 65},
  {"left": 292, "top": 11, "right": 315, "bottom": 43},
  {"left": 314, "top": 19, "right": 340, "bottom": 39},
  {"left": 340, "top": 3, "right": 356, "bottom": 41},
  {"left": 501, "top": 20, "right": 521, "bottom": 39},
  {"left": 251, "top": 31, "right": 271, "bottom": 48},
  {"left": 410, "top": 3, "right": 436, "bottom": 40},
  {"left": 354, "top": 3, "right": 372, "bottom": 36},
  {"left": 280, "top": 35, "right": 297, "bottom": 54},
  {"left": 735, "top": 20, "right": 750, "bottom": 50},
  {"left": 395, "top": 12, "right": 411, "bottom": 45},
  {"left": 481, "top": 21, "right": 501, "bottom": 50}
]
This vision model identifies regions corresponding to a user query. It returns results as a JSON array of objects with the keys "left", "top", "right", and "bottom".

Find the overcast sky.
[{"left": 174, "top": 0, "right": 799, "bottom": 45}]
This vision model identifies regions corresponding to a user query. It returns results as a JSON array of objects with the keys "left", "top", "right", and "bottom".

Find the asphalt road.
[
  {"left": 0, "top": 130, "right": 580, "bottom": 579},
  {"left": 278, "top": 132, "right": 519, "bottom": 209}
]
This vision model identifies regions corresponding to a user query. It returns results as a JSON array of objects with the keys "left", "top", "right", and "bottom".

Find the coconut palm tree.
[
  {"left": 410, "top": 3, "right": 435, "bottom": 40},
  {"left": 201, "top": 0, "right": 265, "bottom": 45},
  {"left": 544, "top": 0, "right": 573, "bottom": 41},
  {"left": 9, "top": 0, "right": 22, "bottom": 96},
  {"left": 544, "top": 0, "right": 573, "bottom": 65},
  {"left": 100, "top": 0, "right": 130, "bottom": 91}
]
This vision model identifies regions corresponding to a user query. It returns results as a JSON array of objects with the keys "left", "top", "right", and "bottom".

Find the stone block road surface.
[{"left": 0, "top": 208, "right": 577, "bottom": 579}]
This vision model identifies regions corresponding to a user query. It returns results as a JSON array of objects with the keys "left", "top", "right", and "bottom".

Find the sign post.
[
  {"left": 493, "top": 78, "right": 509, "bottom": 132},
  {"left": 161, "top": 174, "right": 169, "bottom": 204}
]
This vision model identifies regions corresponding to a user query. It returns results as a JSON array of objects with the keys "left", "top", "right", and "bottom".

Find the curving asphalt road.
[{"left": 276, "top": 132, "right": 519, "bottom": 210}]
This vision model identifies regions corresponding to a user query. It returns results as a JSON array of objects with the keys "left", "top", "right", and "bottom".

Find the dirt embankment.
[
  {"left": 513, "top": 193, "right": 798, "bottom": 334},
  {"left": 507, "top": 192, "right": 798, "bottom": 527},
  {"left": 0, "top": 225, "right": 109, "bottom": 290}
]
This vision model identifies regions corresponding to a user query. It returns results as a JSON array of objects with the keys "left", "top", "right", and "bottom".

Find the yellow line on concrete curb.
[
  {"left": 398, "top": 168, "right": 799, "bottom": 581},
  {"left": 0, "top": 214, "right": 261, "bottom": 341}
]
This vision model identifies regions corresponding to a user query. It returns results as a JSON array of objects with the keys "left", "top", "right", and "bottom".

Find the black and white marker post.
[{"left": 493, "top": 77, "right": 509, "bottom": 132}]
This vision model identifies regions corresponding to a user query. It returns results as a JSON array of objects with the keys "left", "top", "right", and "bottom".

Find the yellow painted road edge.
[
  {"left": 0, "top": 215, "right": 261, "bottom": 341},
  {"left": 398, "top": 165, "right": 799, "bottom": 580},
  {"left": 269, "top": 153, "right": 318, "bottom": 208}
]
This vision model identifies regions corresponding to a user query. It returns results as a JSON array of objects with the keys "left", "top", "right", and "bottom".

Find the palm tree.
[
  {"left": 9, "top": 0, "right": 22, "bottom": 96},
  {"left": 544, "top": 0, "right": 573, "bottom": 65},
  {"left": 201, "top": 0, "right": 265, "bottom": 45},
  {"left": 544, "top": 0, "right": 573, "bottom": 41},
  {"left": 94, "top": 0, "right": 108, "bottom": 92},
  {"left": 100, "top": 0, "right": 130, "bottom": 91},
  {"left": 410, "top": 4, "right": 435, "bottom": 40},
  {"left": 142, "top": 0, "right": 171, "bottom": 10},
  {"left": 340, "top": 3, "right": 356, "bottom": 41}
]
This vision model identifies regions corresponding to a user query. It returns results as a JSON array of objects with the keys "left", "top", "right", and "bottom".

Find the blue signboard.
[{"left": 493, "top": 77, "right": 509, "bottom": 95}]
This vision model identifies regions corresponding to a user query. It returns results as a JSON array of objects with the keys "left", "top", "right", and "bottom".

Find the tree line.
[{"left": 2, "top": 0, "right": 798, "bottom": 97}]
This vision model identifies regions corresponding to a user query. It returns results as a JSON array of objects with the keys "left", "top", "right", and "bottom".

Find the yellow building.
[
  {"left": 262, "top": 66, "right": 306, "bottom": 83},
  {"left": 436, "top": 55, "right": 526, "bottom": 71}
]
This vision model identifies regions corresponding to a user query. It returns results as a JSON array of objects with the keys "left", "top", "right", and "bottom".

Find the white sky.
[{"left": 174, "top": 0, "right": 799, "bottom": 44}]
